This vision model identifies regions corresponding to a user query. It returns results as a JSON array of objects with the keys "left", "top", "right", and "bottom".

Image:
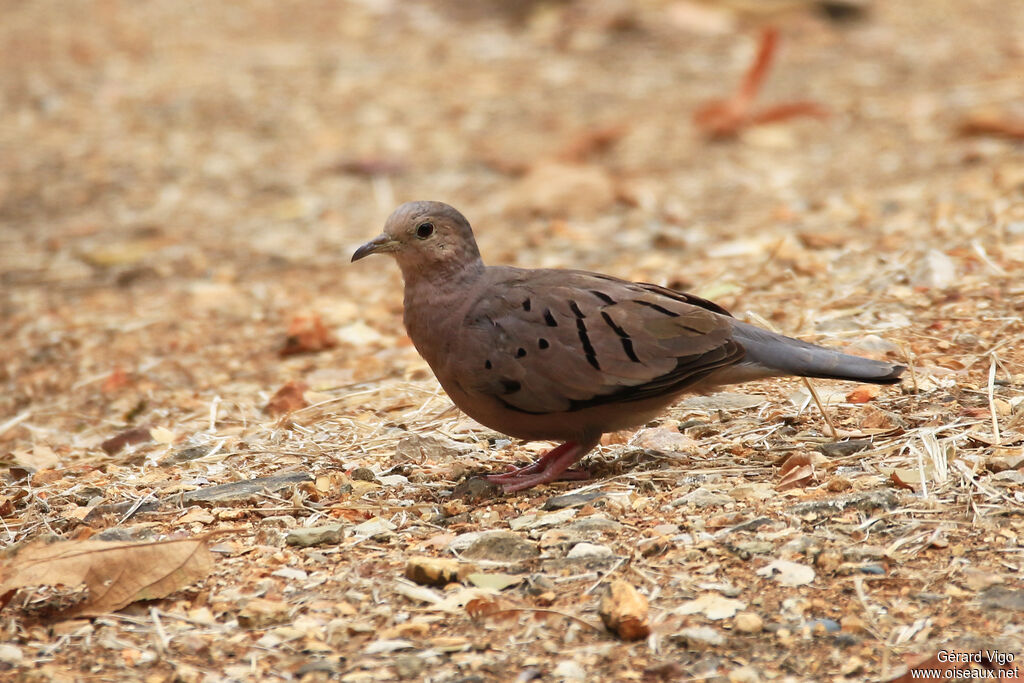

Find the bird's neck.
[
  {"left": 401, "top": 258, "right": 485, "bottom": 368},
  {"left": 399, "top": 255, "right": 485, "bottom": 294}
]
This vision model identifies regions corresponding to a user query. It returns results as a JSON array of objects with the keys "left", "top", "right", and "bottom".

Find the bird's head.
[{"left": 351, "top": 201, "right": 483, "bottom": 280}]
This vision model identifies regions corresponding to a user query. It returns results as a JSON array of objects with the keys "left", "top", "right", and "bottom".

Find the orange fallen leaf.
[
  {"left": 846, "top": 385, "right": 881, "bottom": 404},
  {"left": 0, "top": 536, "right": 215, "bottom": 618},
  {"left": 263, "top": 381, "right": 309, "bottom": 417},
  {"left": 279, "top": 313, "right": 337, "bottom": 357}
]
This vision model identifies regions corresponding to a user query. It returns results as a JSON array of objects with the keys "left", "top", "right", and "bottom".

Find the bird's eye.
[{"left": 415, "top": 222, "right": 434, "bottom": 239}]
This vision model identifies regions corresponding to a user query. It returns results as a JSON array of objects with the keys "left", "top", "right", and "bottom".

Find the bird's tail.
[{"left": 726, "top": 321, "right": 905, "bottom": 385}]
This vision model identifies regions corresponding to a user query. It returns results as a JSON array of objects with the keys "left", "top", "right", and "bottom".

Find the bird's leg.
[
  {"left": 486, "top": 441, "right": 579, "bottom": 481},
  {"left": 485, "top": 439, "right": 599, "bottom": 492}
]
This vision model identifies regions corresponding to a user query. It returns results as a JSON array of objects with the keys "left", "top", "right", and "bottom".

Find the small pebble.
[
  {"left": 462, "top": 531, "right": 540, "bottom": 562},
  {"left": 286, "top": 523, "right": 346, "bottom": 548},
  {"left": 733, "top": 611, "right": 764, "bottom": 633},
  {"left": 351, "top": 467, "right": 377, "bottom": 482},
  {"left": 808, "top": 618, "right": 841, "bottom": 634},
  {"left": 670, "top": 626, "right": 724, "bottom": 648},
  {"left": 552, "top": 660, "right": 586, "bottom": 681},
  {"left": 0, "top": 643, "right": 23, "bottom": 666},
  {"left": 394, "top": 654, "right": 424, "bottom": 679},
  {"left": 728, "top": 666, "right": 761, "bottom": 683},
  {"left": 840, "top": 614, "right": 868, "bottom": 634},
  {"left": 567, "top": 542, "right": 613, "bottom": 559}
]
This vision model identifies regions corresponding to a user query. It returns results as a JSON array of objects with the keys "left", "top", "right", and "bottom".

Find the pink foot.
[
  {"left": 485, "top": 439, "right": 599, "bottom": 493},
  {"left": 485, "top": 441, "right": 576, "bottom": 482}
]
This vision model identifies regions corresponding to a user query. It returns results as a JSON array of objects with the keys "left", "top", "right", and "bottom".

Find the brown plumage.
[{"left": 352, "top": 201, "right": 904, "bottom": 492}]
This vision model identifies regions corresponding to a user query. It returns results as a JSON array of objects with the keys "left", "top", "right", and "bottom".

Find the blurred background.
[{"left": 1, "top": 0, "right": 1022, "bottom": 426}]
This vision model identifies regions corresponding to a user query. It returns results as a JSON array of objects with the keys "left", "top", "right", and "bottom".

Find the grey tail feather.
[{"left": 730, "top": 322, "right": 905, "bottom": 385}]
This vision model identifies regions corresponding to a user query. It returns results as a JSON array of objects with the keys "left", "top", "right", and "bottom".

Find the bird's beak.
[{"left": 351, "top": 234, "right": 399, "bottom": 262}]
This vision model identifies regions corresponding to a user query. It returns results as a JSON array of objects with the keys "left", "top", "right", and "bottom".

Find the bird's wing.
[{"left": 453, "top": 268, "right": 745, "bottom": 414}]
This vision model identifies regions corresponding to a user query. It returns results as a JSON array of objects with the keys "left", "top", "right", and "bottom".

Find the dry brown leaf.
[
  {"left": 13, "top": 445, "right": 61, "bottom": 470},
  {"left": 0, "top": 536, "right": 215, "bottom": 618},
  {"left": 958, "top": 112, "right": 1024, "bottom": 141},
  {"left": 777, "top": 452, "right": 815, "bottom": 491},
  {"left": 263, "top": 381, "right": 309, "bottom": 417},
  {"left": 465, "top": 596, "right": 506, "bottom": 620},
  {"left": 861, "top": 407, "right": 897, "bottom": 430},
  {"left": 100, "top": 426, "right": 153, "bottom": 455}
]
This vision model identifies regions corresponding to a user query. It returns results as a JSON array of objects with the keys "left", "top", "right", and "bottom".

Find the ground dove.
[{"left": 352, "top": 201, "right": 905, "bottom": 492}]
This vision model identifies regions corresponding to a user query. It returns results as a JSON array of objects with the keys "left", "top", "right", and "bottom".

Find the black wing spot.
[
  {"left": 601, "top": 311, "right": 642, "bottom": 363},
  {"left": 516, "top": 347, "right": 527, "bottom": 358},
  {"left": 569, "top": 300, "right": 586, "bottom": 318},
  {"left": 634, "top": 300, "right": 680, "bottom": 317},
  {"left": 500, "top": 379, "right": 522, "bottom": 394},
  {"left": 522, "top": 298, "right": 531, "bottom": 312},
  {"left": 484, "top": 360, "right": 492, "bottom": 369},
  {"left": 576, "top": 318, "right": 601, "bottom": 370},
  {"left": 620, "top": 337, "right": 641, "bottom": 363},
  {"left": 538, "top": 338, "right": 550, "bottom": 349},
  {"left": 600, "top": 311, "right": 629, "bottom": 338},
  {"left": 590, "top": 290, "right": 616, "bottom": 305},
  {"left": 543, "top": 309, "right": 558, "bottom": 327}
]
